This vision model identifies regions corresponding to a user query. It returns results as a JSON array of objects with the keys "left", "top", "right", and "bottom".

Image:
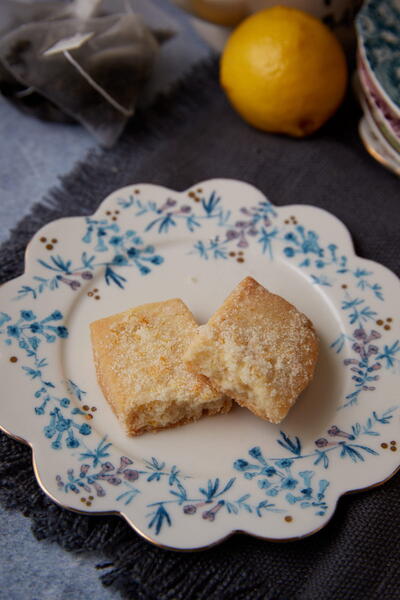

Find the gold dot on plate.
[
  {"left": 384, "top": 325, "right": 391, "bottom": 331},
  {"left": 341, "top": 284, "right": 347, "bottom": 289},
  {"left": 87, "top": 292, "right": 93, "bottom": 297},
  {"left": 390, "top": 446, "right": 397, "bottom": 452},
  {"left": 93, "top": 288, "right": 98, "bottom": 293},
  {"left": 284, "top": 515, "right": 293, "bottom": 522},
  {"left": 197, "top": 188, "right": 203, "bottom": 193},
  {"left": 134, "top": 189, "right": 140, "bottom": 194},
  {"left": 80, "top": 497, "right": 86, "bottom": 503},
  {"left": 40, "top": 236, "right": 47, "bottom": 243},
  {"left": 91, "top": 407, "right": 97, "bottom": 412},
  {"left": 112, "top": 217, "right": 117, "bottom": 221},
  {"left": 82, "top": 405, "right": 89, "bottom": 411},
  {"left": 51, "top": 238, "right": 58, "bottom": 244},
  {"left": 86, "top": 414, "right": 93, "bottom": 420},
  {"left": 86, "top": 501, "right": 92, "bottom": 507},
  {"left": 188, "top": 191, "right": 195, "bottom": 198},
  {"left": 88, "top": 495, "right": 94, "bottom": 500},
  {"left": 229, "top": 252, "right": 236, "bottom": 257},
  {"left": 387, "top": 317, "right": 393, "bottom": 323},
  {"left": 46, "top": 244, "right": 53, "bottom": 250},
  {"left": 390, "top": 441, "right": 396, "bottom": 445},
  {"left": 106, "top": 210, "right": 111, "bottom": 215},
  {"left": 284, "top": 219, "right": 290, "bottom": 224},
  {"left": 376, "top": 319, "right": 383, "bottom": 326},
  {"left": 381, "top": 443, "right": 388, "bottom": 449},
  {"left": 9, "top": 356, "right": 18, "bottom": 363},
  {"left": 94, "top": 295, "right": 100, "bottom": 300},
  {"left": 237, "top": 258, "right": 245, "bottom": 263},
  {"left": 115, "top": 210, "right": 120, "bottom": 215},
  {"left": 238, "top": 251, "right": 244, "bottom": 256}
]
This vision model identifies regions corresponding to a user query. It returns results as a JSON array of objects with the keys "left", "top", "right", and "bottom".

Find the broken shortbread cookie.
[
  {"left": 91, "top": 299, "right": 231, "bottom": 435},
  {"left": 184, "top": 277, "right": 319, "bottom": 424}
]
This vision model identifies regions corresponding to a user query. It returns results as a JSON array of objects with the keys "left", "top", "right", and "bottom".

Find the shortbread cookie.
[
  {"left": 184, "top": 277, "right": 319, "bottom": 423},
  {"left": 91, "top": 299, "right": 231, "bottom": 435}
]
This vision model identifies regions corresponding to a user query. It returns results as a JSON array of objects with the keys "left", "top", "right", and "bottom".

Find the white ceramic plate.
[{"left": 1, "top": 180, "right": 399, "bottom": 550}]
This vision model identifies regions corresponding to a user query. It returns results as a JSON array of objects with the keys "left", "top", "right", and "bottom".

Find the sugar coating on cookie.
[
  {"left": 90, "top": 299, "right": 231, "bottom": 435},
  {"left": 183, "top": 277, "right": 319, "bottom": 423}
]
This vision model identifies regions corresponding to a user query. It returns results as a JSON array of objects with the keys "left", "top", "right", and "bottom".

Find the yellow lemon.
[
  {"left": 190, "top": 0, "right": 247, "bottom": 27},
  {"left": 220, "top": 6, "right": 348, "bottom": 137}
]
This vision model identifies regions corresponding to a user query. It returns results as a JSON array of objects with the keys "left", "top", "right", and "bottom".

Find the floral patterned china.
[
  {"left": 356, "top": 0, "right": 400, "bottom": 116},
  {"left": 359, "top": 111, "right": 400, "bottom": 177},
  {"left": 356, "top": 0, "right": 400, "bottom": 173},
  {"left": 358, "top": 57, "right": 400, "bottom": 155},
  {"left": 0, "top": 180, "right": 399, "bottom": 550},
  {"left": 355, "top": 73, "right": 400, "bottom": 176}
]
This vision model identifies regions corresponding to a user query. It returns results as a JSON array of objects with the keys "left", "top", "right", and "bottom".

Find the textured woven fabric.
[{"left": 0, "top": 60, "right": 399, "bottom": 600}]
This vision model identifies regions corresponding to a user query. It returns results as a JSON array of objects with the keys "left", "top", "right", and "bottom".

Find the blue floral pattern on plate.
[{"left": 0, "top": 180, "right": 399, "bottom": 549}]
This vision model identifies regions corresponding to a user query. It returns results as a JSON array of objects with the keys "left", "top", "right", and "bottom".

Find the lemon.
[
  {"left": 190, "top": 0, "right": 247, "bottom": 27},
  {"left": 220, "top": 6, "right": 348, "bottom": 137}
]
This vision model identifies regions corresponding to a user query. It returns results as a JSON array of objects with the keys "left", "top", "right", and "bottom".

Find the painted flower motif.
[
  {"left": 56, "top": 326, "right": 68, "bottom": 339},
  {"left": 275, "top": 459, "right": 293, "bottom": 468},
  {"left": 183, "top": 505, "right": 197, "bottom": 515},
  {"left": 249, "top": 447, "right": 262, "bottom": 459},
  {"left": 50, "top": 311, "right": 63, "bottom": 320},
  {"left": 79, "top": 424, "right": 91, "bottom": 435},
  {"left": 258, "top": 479, "right": 271, "bottom": 489},
  {"left": 112, "top": 254, "right": 128, "bottom": 266},
  {"left": 21, "top": 310, "right": 36, "bottom": 321},
  {"left": 233, "top": 459, "right": 249, "bottom": 471},
  {"left": 123, "top": 469, "right": 139, "bottom": 482},
  {"left": 150, "top": 256, "right": 164, "bottom": 265},
  {"left": 327, "top": 426, "right": 340, "bottom": 436},
  {"left": 315, "top": 438, "right": 329, "bottom": 448},
  {"left": 301, "top": 487, "right": 313, "bottom": 499},
  {"left": 66, "top": 437, "right": 80, "bottom": 449},
  {"left": 127, "top": 247, "right": 139, "bottom": 257},
  {"left": 81, "top": 271, "right": 93, "bottom": 280},
  {"left": 284, "top": 247, "right": 295, "bottom": 257},
  {"left": 7, "top": 325, "right": 20, "bottom": 337},
  {"left": 202, "top": 510, "right": 215, "bottom": 521},
  {"left": 109, "top": 236, "right": 123, "bottom": 246},
  {"left": 262, "top": 466, "right": 277, "bottom": 477},
  {"left": 281, "top": 477, "right": 298, "bottom": 490}
]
